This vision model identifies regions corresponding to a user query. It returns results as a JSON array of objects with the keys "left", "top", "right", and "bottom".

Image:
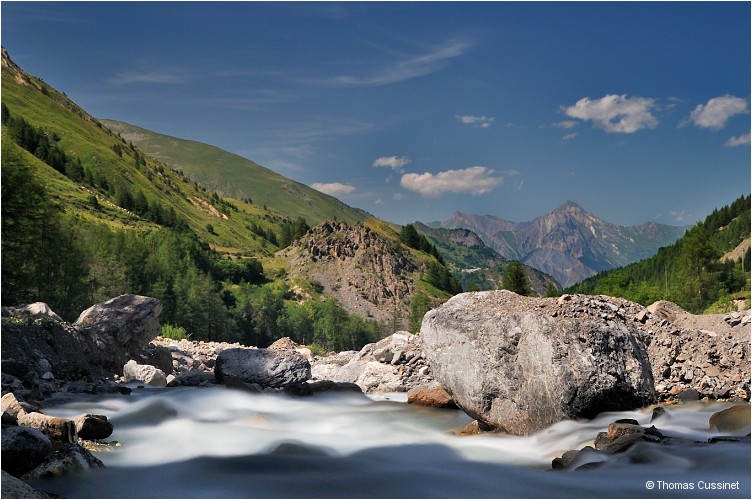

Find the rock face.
[
  {"left": 215, "top": 348, "right": 311, "bottom": 389},
  {"left": 75, "top": 294, "right": 162, "bottom": 349},
  {"left": 421, "top": 291, "right": 656, "bottom": 435},
  {"left": 282, "top": 221, "right": 419, "bottom": 327}
]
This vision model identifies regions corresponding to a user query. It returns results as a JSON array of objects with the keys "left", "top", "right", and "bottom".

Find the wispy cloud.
[
  {"left": 456, "top": 115, "right": 495, "bottom": 128},
  {"left": 324, "top": 38, "right": 473, "bottom": 86},
  {"left": 562, "top": 94, "right": 657, "bottom": 133},
  {"left": 553, "top": 120, "right": 579, "bottom": 129},
  {"left": 562, "top": 132, "right": 578, "bottom": 141},
  {"left": 373, "top": 156, "right": 411, "bottom": 172},
  {"left": 725, "top": 132, "right": 751, "bottom": 147},
  {"left": 688, "top": 95, "right": 749, "bottom": 130},
  {"left": 311, "top": 182, "right": 356, "bottom": 197},
  {"left": 107, "top": 69, "right": 188, "bottom": 85},
  {"left": 400, "top": 166, "right": 502, "bottom": 198}
]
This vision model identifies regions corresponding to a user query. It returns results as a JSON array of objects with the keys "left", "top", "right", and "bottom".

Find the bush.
[{"left": 162, "top": 324, "right": 189, "bottom": 340}]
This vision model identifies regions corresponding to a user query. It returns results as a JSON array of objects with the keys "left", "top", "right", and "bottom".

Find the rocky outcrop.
[
  {"left": 2, "top": 296, "right": 163, "bottom": 399},
  {"left": 282, "top": 221, "right": 419, "bottom": 327},
  {"left": 421, "top": 291, "right": 656, "bottom": 435},
  {"left": 21, "top": 443, "right": 104, "bottom": 481},
  {"left": 1, "top": 302, "right": 63, "bottom": 323},
  {"left": 74, "top": 294, "right": 162, "bottom": 350},
  {"left": 215, "top": 348, "right": 311, "bottom": 389}
]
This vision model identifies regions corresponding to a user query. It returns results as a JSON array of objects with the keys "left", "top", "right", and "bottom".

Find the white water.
[{"left": 30, "top": 386, "right": 750, "bottom": 498}]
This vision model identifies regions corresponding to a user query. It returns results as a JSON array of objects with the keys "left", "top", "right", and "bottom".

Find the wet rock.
[
  {"left": 74, "top": 294, "right": 162, "bottom": 350},
  {"left": 1, "top": 470, "right": 52, "bottom": 498},
  {"left": 1, "top": 426, "right": 52, "bottom": 477},
  {"left": 458, "top": 419, "right": 497, "bottom": 436},
  {"left": 709, "top": 404, "right": 751, "bottom": 434},
  {"left": 17, "top": 412, "right": 76, "bottom": 443},
  {"left": 421, "top": 291, "right": 656, "bottom": 435},
  {"left": 407, "top": 384, "right": 457, "bottom": 409},
  {"left": 650, "top": 406, "right": 666, "bottom": 422},
  {"left": 166, "top": 370, "right": 216, "bottom": 387},
  {"left": 122, "top": 360, "right": 167, "bottom": 387},
  {"left": 593, "top": 423, "right": 663, "bottom": 454},
  {"left": 74, "top": 414, "right": 113, "bottom": 440},
  {"left": 215, "top": 348, "right": 311, "bottom": 389},
  {"left": 22, "top": 443, "right": 104, "bottom": 480}
]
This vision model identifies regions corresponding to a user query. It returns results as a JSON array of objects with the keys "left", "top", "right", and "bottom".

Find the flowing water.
[{"left": 29, "top": 386, "right": 750, "bottom": 498}]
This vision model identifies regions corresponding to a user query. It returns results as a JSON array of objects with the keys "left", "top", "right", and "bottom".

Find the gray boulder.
[
  {"left": 1, "top": 470, "right": 52, "bottom": 498},
  {"left": 75, "top": 294, "right": 162, "bottom": 349},
  {"left": 421, "top": 291, "right": 656, "bottom": 435},
  {"left": 122, "top": 360, "right": 167, "bottom": 387},
  {"left": 22, "top": 443, "right": 104, "bottom": 480},
  {"left": 215, "top": 348, "right": 311, "bottom": 389},
  {"left": 1, "top": 426, "right": 52, "bottom": 477}
]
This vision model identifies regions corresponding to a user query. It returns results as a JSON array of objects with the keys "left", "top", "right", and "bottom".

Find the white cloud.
[
  {"left": 373, "top": 156, "right": 411, "bottom": 171},
  {"left": 725, "top": 132, "right": 751, "bottom": 147},
  {"left": 311, "top": 182, "right": 356, "bottom": 197},
  {"left": 400, "top": 166, "right": 502, "bottom": 198},
  {"left": 563, "top": 94, "right": 657, "bottom": 133},
  {"left": 456, "top": 115, "right": 495, "bottom": 128},
  {"left": 562, "top": 132, "right": 578, "bottom": 141},
  {"left": 689, "top": 95, "right": 749, "bottom": 130}
]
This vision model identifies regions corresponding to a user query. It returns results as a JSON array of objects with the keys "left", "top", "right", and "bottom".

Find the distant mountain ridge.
[{"left": 429, "top": 201, "right": 688, "bottom": 287}]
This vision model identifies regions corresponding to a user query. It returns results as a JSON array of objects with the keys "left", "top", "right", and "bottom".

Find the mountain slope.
[
  {"left": 431, "top": 202, "right": 688, "bottom": 287},
  {"left": 412, "top": 222, "right": 560, "bottom": 295},
  {"left": 571, "top": 194, "right": 750, "bottom": 313},
  {"left": 100, "top": 120, "right": 371, "bottom": 225}
]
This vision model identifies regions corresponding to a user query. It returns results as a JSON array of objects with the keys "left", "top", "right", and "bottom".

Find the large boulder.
[
  {"left": 215, "top": 348, "right": 311, "bottom": 389},
  {"left": 1, "top": 426, "right": 53, "bottom": 477},
  {"left": 74, "top": 294, "right": 162, "bottom": 349},
  {"left": 421, "top": 291, "right": 656, "bottom": 435},
  {"left": 21, "top": 443, "right": 104, "bottom": 481}
]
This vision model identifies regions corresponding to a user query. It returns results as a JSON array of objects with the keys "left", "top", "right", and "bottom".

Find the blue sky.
[{"left": 2, "top": 1, "right": 750, "bottom": 226}]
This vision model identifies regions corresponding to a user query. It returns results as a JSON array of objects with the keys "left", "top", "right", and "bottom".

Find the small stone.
[
  {"left": 407, "top": 385, "right": 457, "bottom": 409},
  {"left": 650, "top": 407, "right": 666, "bottom": 422},
  {"left": 677, "top": 388, "right": 700, "bottom": 402}
]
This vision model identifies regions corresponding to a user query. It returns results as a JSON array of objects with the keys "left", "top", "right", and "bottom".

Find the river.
[{"left": 29, "top": 386, "right": 750, "bottom": 498}]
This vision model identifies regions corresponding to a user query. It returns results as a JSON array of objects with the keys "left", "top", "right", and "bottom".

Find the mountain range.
[{"left": 429, "top": 203, "right": 689, "bottom": 287}]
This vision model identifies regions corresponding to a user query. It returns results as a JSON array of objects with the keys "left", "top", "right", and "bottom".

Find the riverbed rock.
[
  {"left": 709, "top": 404, "right": 751, "bottom": 434},
  {"left": 74, "top": 414, "right": 113, "bottom": 440},
  {"left": 1, "top": 470, "right": 52, "bottom": 498},
  {"left": 17, "top": 412, "right": 77, "bottom": 443},
  {"left": 1, "top": 392, "right": 27, "bottom": 424},
  {"left": 21, "top": 443, "right": 104, "bottom": 480},
  {"left": 122, "top": 360, "right": 167, "bottom": 387},
  {"left": 407, "top": 384, "right": 457, "bottom": 408},
  {"left": 1, "top": 426, "right": 53, "bottom": 477},
  {"left": 74, "top": 294, "right": 162, "bottom": 349},
  {"left": 215, "top": 348, "right": 311, "bottom": 389},
  {"left": 421, "top": 290, "right": 656, "bottom": 435}
]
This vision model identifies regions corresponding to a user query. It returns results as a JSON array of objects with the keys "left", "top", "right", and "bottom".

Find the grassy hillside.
[
  {"left": 1, "top": 48, "right": 455, "bottom": 349},
  {"left": 570, "top": 194, "right": 751, "bottom": 313},
  {"left": 100, "top": 120, "right": 371, "bottom": 225}
]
